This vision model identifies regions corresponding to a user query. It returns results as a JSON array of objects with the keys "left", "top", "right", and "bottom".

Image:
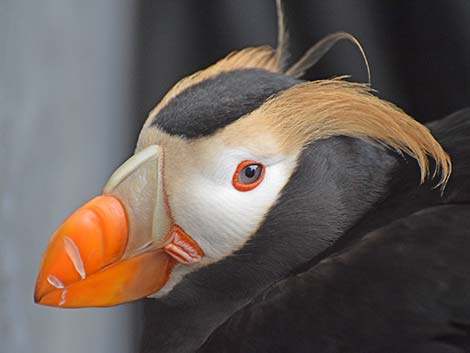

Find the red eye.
[{"left": 232, "top": 160, "right": 266, "bottom": 192}]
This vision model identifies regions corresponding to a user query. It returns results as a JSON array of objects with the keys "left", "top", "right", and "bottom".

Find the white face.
[{"left": 144, "top": 131, "right": 299, "bottom": 297}]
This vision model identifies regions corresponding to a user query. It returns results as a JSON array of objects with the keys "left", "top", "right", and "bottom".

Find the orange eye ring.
[{"left": 232, "top": 160, "right": 266, "bottom": 192}]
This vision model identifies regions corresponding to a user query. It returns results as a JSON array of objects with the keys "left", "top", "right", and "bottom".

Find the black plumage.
[
  {"left": 152, "top": 69, "right": 300, "bottom": 138},
  {"left": 141, "top": 109, "right": 470, "bottom": 353}
]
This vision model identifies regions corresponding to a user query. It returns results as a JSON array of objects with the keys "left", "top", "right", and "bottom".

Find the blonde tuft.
[{"left": 226, "top": 78, "right": 451, "bottom": 188}]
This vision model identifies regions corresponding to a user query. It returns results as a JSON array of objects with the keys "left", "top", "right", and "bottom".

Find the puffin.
[{"left": 34, "top": 1, "right": 470, "bottom": 352}]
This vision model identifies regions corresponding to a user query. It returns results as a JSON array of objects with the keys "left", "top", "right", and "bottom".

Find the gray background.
[{"left": 0, "top": 1, "right": 139, "bottom": 352}]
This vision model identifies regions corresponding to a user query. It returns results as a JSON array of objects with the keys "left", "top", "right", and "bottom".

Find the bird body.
[
  {"left": 141, "top": 109, "right": 470, "bottom": 353},
  {"left": 33, "top": 2, "right": 469, "bottom": 352}
]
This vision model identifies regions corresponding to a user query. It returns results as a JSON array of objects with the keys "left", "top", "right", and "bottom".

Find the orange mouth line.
[{"left": 163, "top": 226, "right": 204, "bottom": 265}]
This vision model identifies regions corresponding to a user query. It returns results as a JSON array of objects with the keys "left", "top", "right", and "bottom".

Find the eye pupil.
[
  {"left": 238, "top": 163, "right": 263, "bottom": 185},
  {"left": 244, "top": 166, "right": 257, "bottom": 179}
]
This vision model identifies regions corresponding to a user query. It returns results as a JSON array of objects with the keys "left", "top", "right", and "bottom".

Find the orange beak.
[{"left": 34, "top": 195, "right": 203, "bottom": 308}]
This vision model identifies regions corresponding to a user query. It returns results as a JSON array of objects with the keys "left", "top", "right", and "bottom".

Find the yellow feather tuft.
[{"left": 225, "top": 78, "right": 451, "bottom": 188}]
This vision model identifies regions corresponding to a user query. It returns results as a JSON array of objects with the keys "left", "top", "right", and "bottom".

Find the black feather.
[{"left": 152, "top": 69, "right": 300, "bottom": 138}]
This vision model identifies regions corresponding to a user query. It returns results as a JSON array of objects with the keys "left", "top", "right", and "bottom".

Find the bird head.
[{"left": 34, "top": 3, "right": 451, "bottom": 308}]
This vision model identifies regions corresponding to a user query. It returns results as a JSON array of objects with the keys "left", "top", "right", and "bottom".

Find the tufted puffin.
[{"left": 34, "top": 1, "right": 470, "bottom": 352}]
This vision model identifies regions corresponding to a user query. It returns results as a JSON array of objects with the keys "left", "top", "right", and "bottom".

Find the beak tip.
[
  {"left": 33, "top": 283, "right": 42, "bottom": 304},
  {"left": 33, "top": 284, "right": 46, "bottom": 305},
  {"left": 33, "top": 292, "right": 46, "bottom": 306},
  {"left": 33, "top": 195, "right": 131, "bottom": 308}
]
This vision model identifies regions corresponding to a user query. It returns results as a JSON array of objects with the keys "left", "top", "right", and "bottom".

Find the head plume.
[
  {"left": 224, "top": 78, "right": 451, "bottom": 188},
  {"left": 144, "top": 1, "right": 451, "bottom": 188}
]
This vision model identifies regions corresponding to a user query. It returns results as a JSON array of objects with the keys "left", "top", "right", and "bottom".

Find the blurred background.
[{"left": 0, "top": 1, "right": 468, "bottom": 352}]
